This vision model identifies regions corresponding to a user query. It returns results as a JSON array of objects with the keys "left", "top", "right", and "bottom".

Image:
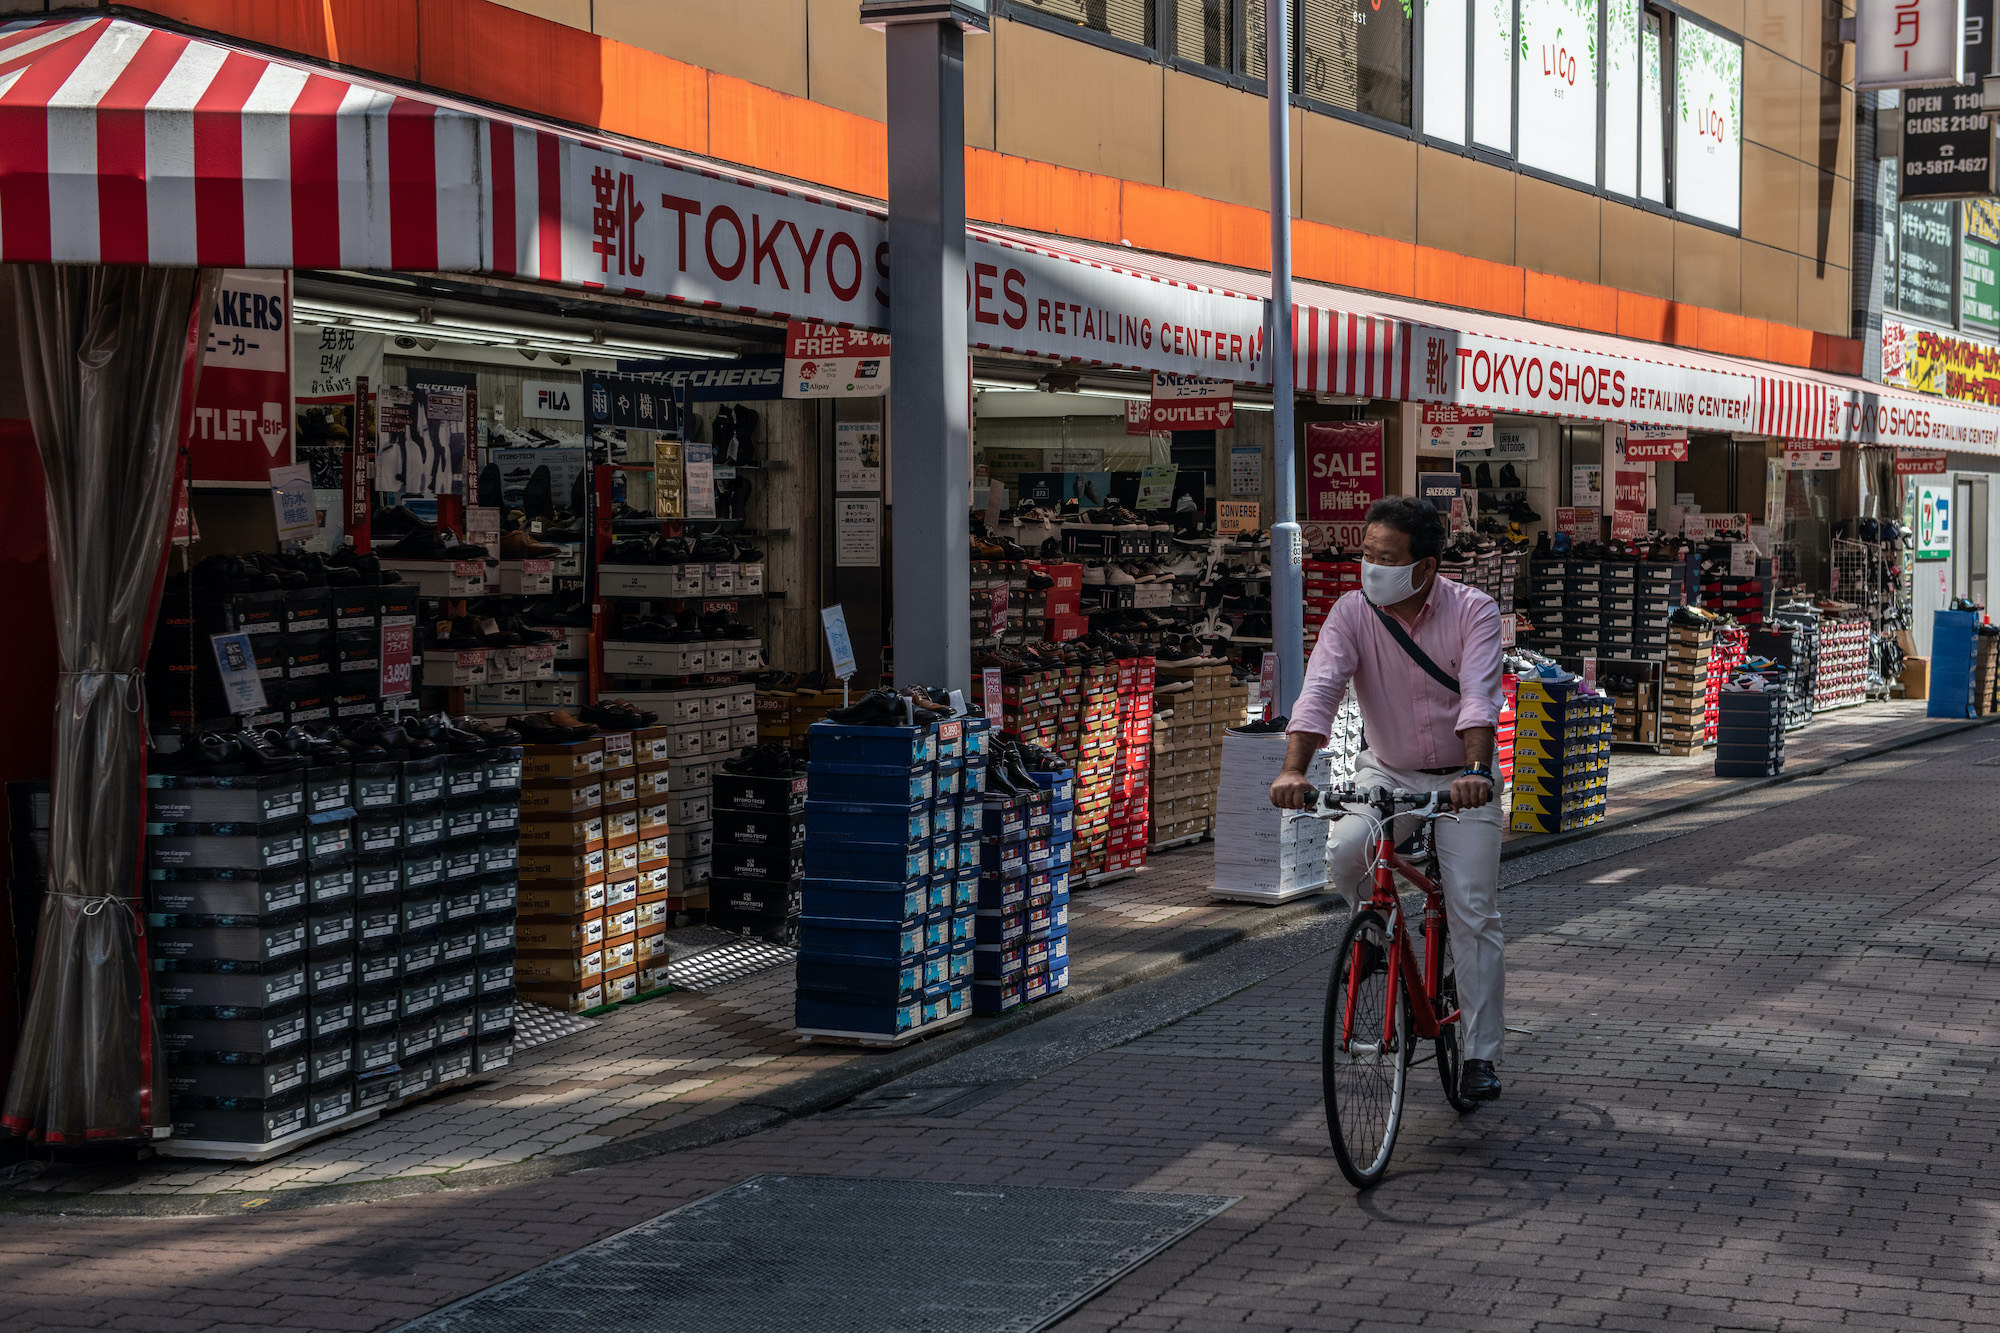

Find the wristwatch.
[{"left": 1460, "top": 764, "right": 1494, "bottom": 782}]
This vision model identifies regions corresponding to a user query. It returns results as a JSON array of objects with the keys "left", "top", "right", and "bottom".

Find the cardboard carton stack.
[
  {"left": 1979, "top": 631, "right": 2000, "bottom": 715},
  {"left": 1610, "top": 674, "right": 1657, "bottom": 747},
  {"left": 1211, "top": 729, "right": 1334, "bottom": 903},
  {"left": 757, "top": 688, "right": 845, "bottom": 755},
  {"left": 632, "top": 724, "right": 694, "bottom": 990},
  {"left": 1063, "top": 661, "right": 1121, "bottom": 878},
  {"left": 1655, "top": 624, "right": 1713, "bottom": 755},
  {"left": 972, "top": 761, "right": 1073, "bottom": 1016},
  {"left": 514, "top": 736, "right": 616, "bottom": 1012},
  {"left": 1102, "top": 656, "right": 1155, "bottom": 877},
  {"left": 1146, "top": 666, "right": 1254, "bottom": 847},
  {"left": 1707, "top": 625, "right": 1749, "bottom": 742},
  {"left": 1302, "top": 557, "right": 1361, "bottom": 659},
  {"left": 1508, "top": 677, "right": 1610, "bottom": 836}
]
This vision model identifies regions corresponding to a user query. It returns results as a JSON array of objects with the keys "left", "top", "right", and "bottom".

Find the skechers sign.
[{"left": 521, "top": 380, "right": 583, "bottom": 420}]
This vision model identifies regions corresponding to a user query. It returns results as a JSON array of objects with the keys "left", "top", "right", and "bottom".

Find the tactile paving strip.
[{"left": 396, "top": 1174, "right": 1237, "bottom": 1333}]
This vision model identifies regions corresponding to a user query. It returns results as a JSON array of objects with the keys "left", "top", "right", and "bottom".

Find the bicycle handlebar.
[{"left": 1314, "top": 784, "right": 1458, "bottom": 818}]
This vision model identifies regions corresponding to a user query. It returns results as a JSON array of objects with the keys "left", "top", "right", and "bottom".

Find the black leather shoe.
[{"left": 1458, "top": 1059, "right": 1501, "bottom": 1102}]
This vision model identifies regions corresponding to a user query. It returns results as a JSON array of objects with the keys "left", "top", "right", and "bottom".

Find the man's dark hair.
[{"left": 1364, "top": 495, "right": 1447, "bottom": 561}]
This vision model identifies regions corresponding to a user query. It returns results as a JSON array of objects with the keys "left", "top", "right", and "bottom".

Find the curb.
[{"left": 7, "top": 710, "right": 1989, "bottom": 1219}]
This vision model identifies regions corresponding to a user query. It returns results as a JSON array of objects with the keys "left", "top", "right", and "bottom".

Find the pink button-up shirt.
[{"left": 1287, "top": 576, "right": 1504, "bottom": 771}]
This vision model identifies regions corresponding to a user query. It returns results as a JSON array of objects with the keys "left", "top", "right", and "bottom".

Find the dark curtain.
[{"left": 1, "top": 264, "right": 212, "bottom": 1144}]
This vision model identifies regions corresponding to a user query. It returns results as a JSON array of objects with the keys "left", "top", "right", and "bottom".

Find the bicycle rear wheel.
[
  {"left": 1432, "top": 924, "right": 1480, "bottom": 1113},
  {"left": 1322, "top": 908, "right": 1410, "bottom": 1189}
]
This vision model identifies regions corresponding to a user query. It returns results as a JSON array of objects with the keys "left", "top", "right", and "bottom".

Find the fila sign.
[{"left": 522, "top": 380, "right": 583, "bottom": 420}]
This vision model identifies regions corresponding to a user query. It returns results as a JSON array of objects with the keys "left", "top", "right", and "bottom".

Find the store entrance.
[{"left": 1953, "top": 475, "right": 1990, "bottom": 607}]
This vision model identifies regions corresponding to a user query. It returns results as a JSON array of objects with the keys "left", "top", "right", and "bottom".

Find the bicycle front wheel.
[{"left": 1323, "top": 908, "right": 1410, "bottom": 1189}]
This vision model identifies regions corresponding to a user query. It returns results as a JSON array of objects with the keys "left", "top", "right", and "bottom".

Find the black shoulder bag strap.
[{"left": 1368, "top": 601, "right": 1461, "bottom": 695}]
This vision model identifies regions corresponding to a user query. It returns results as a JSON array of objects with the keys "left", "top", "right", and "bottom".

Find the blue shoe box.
[
  {"left": 805, "top": 761, "right": 933, "bottom": 805},
  {"left": 975, "top": 908, "right": 1024, "bottom": 946},
  {"left": 807, "top": 722, "right": 935, "bottom": 767},
  {"left": 801, "top": 877, "right": 928, "bottom": 924},
  {"left": 804, "top": 838, "right": 929, "bottom": 883},
  {"left": 982, "top": 799, "right": 1027, "bottom": 842},
  {"left": 980, "top": 840, "right": 1026, "bottom": 879},
  {"left": 974, "top": 940, "right": 1023, "bottom": 979},
  {"left": 797, "top": 916, "right": 924, "bottom": 962},
  {"left": 803, "top": 799, "right": 931, "bottom": 846},
  {"left": 972, "top": 975, "right": 1023, "bottom": 1014},
  {"left": 978, "top": 873, "right": 1026, "bottom": 913},
  {"left": 795, "top": 990, "right": 922, "bottom": 1036}
]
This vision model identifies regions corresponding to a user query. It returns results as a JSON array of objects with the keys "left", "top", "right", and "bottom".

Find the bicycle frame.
[{"left": 1340, "top": 827, "right": 1460, "bottom": 1049}]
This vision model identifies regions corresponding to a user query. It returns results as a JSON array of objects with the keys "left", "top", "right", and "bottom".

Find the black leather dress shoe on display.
[{"left": 1458, "top": 1059, "right": 1502, "bottom": 1102}]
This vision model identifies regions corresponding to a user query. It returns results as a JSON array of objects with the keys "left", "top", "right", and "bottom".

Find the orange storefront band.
[{"left": 141, "top": 0, "right": 1861, "bottom": 376}]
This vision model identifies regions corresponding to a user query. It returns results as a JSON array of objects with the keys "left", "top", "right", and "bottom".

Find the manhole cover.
[{"left": 397, "top": 1174, "right": 1236, "bottom": 1333}]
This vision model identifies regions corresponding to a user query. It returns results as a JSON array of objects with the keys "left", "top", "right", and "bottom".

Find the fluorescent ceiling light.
[{"left": 292, "top": 299, "right": 736, "bottom": 361}]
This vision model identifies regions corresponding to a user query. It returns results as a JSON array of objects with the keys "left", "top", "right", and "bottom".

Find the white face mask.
[{"left": 1361, "top": 558, "right": 1425, "bottom": 606}]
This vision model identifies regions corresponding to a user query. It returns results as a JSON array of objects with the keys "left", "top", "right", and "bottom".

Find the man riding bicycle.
[{"left": 1270, "top": 496, "right": 1506, "bottom": 1104}]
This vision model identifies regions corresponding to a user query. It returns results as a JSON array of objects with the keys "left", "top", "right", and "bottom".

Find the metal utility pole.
[
  {"left": 867, "top": 0, "right": 984, "bottom": 694},
  {"left": 1266, "top": 0, "right": 1304, "bottom": 718}
]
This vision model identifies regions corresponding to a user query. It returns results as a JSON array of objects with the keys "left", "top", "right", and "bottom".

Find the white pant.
[{"left": 1326, "top": 753, "right": 1506, "bottom": 1063}]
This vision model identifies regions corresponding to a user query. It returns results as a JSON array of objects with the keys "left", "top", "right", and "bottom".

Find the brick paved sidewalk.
[
  {"left": 1, "top": 724, "right": 1996, "bottom": 1331},
  {"left": 1, "top": 700, "right": 1979, "bottom": 1205}
]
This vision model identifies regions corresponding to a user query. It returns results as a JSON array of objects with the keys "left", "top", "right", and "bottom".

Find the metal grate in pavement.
[
  {"left": 665, "top": 936, "right": 796, "bottom": 993},
  {"left": 513, "top": 1001, "right": 598, "bottom": 1050},
  {"left": 395, "top": 1175, "right": 1237, "bottom": 1333}
]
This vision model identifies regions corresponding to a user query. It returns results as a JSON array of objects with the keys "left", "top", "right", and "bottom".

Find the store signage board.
[
  {"left": 1900, "top": 86, "right": 1995, "bottom": 200},
  {"left": 988, "top": 584, "right": 1008, "bottom": 636},
  {"left": 1673, "top": 24, "right": 1745, "bottom": 229},
  {"left": 1897, "top": 449, "right": 1951, "bottom": 472},
  {"left": 835, "top": 422, "right": 884, "bottom": 492},
  {"left": 379, "top": 624, "right": 414, "bottom": 697},
  {"left": 1621, "top": 439, "right": 1688, "bottom": 462},
  {"left": 209, "top": 633, "right": 268, "bottom": 715},
  {"left": 1785, "top": 447, "right": 1842, "bottom": 469},
  {"left": 584, "top": 372, "right": 673, "bottom": 431},
  {"left": 294, "top": 326, "right": 383, "bottom": 403},
  {"left": 1123, "top": 399, "right": 1155, "bottom": 435},
  {"left": 1136, "top": 465, "right": 1178, "bottom": 509},
  {"left": 821, "top": 606, "right": 858, "bottom": 681},
  {"left": 1406, "top": 325, "right": 1756, "bottom": 432},
  {"left": 617, "top": 353, "right": 786, "bottom": 402},
  {"left": 835, "top": 498, "right": 881, "bottom": 566},
  {"left": 1581, "top": 657, "right": 1597, "bottom": 694},
  {"left": 1258, "top": 651, "right": 1278, "bottom": 717},
  {"left": 1917, "top": 482, "right": 1954, "bottom": 557},
  {"left": 1230, "top": 445, "right": 1263, "bottom": 495},
  {"left": 1417, "top": 403, "right": 1493, "bottom": 452},
  {"left": 521, "top": 380, "right": 583, "bottom": 420},
  {"left": 1572, "top": 464, "right": 1603, "bottom": 509},
  {"left": 1303, "top": 421, "right": 1384, "bottom": 550},
  {"left": 1857, "top": 0, "right": 1967, "bottom": 88},
  {"left": 1555, "top": 507, "right": 1593, "bottom": 536},
  {"left": 982, "top": 668, "right": 1005, "bottom": 724},
  {"left": 1416, "top": 471, "right": 1461, "bottom": 512},
  {"left": 1610, "top": 508, "right": 1643, "bottom": 541},
  {"left": 1217, "top": 500, "right": 1262, "bottom": 536},
  {"left": 784, "top": 322, "right": 889, "bottom": 399},
  {"left": 1149, "top": 374, "right": 1235, "bottom": 430},
  {"left": 189, "top": 269, "right": 294, "bottom": 487},
  {"left": 269, "top": 464, "right": 317, "bottom": 545},
  {"left": 969, "top": 237, "right": 1268, "bottom": 382},
  {"left": 684, "top": 443, "right": 716, "bottom": 518}
]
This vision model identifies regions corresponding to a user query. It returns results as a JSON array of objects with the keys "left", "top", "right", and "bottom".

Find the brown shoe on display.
[
  {"left": 500, "top": 528, "right": 561, "bottom": 559},
  {"left": 547, "top": 707, "right": 600, "bottom": 737}
]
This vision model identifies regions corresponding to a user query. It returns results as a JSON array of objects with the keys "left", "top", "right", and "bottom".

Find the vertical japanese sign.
[
  {"left": 379, "top": 624, "right": 414, "bottom": 697},
  {"left": 1303, "top": 421, "right": 1384, "bottom": 551},
  {"left": 188, "top": 270, "right": 293, "bottom": 486}
]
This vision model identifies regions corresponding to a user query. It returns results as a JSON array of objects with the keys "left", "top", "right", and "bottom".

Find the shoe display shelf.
[
  {"left": 1146, "top": 665, "right": 1260, "bottom": 851},
  {"left": 148, "top": 741, "right": 521, "bottom": 1160},
  {"left": 795, "top": 717, "right": 990, "bottom": 1044},
  {"left": 971, "top": 765, "right": 1075, "bottom": 1016},
  {"left": 1812, "top": 615, "right": 1869, "bottom": 712},
  {"left": 1701, "top": 549, "right": 1773, "bottom": 631},
  {"left": 1507, "top": 678, "right": 1610, "bottom": 836},
  {"left": 1926, "top": 609, "right": 1983, "bottom": 719}
]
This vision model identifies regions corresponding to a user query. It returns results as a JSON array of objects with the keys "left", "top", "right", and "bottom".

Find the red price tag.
[
  {"left": 982, "top": 667, "right": 1004, "bottom": 724},
  {"left": 988, "top": 585, "right": 1008, "bottom": 636},
  {"left": 380, "top": 624, "right": 414, "bottom": 697}
]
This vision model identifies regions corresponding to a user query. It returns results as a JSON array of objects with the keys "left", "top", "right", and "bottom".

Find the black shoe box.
[
  {"left": 153, "top": 965, "right": 307, "bottom": 1013},
  {"left": 147, "top": 773, "right": 307, "bottom": 826},
  {"left": 335, "top": 628, "right": 380, "bottom": 677},
  {"left": 307, "top": 1077, "right": 354, "bottom": 1126},
  {"left": 399, "top": 936, "right": 443, "bottom": 982},
  {"left": 711, "top": 807, "right": 806, "bottom": 850},
  {"left": 332, "top": 678, "right": 381, "bottom": 718},
  {"left": 306, "top": 909, "right": 356, "bottom": 958},
  {"left": 400, "top": 891, "right": 444, "bottom": 936},
  {"left": 706, "top": 906, "right": 800, "bottom": 948},
  {"left": 376, "top": 584, "right": 419, "bottom": 625},
  {"left": 285, "top": 683, "right": 333, "bottom": 728},
  {"left": 305, "top": 819, "right": 352, "bottom": 866},
  {"left": 710, "top": 874, "right": 803, "bottom": 919},
  {"left": 398, "top": 1015, "right": 440, "bottom": 1063},
  {"left": 147, "top": 868, "right": 309, "bottom": 918},
  {"left": 283, "top": 630, "right": 333, "bottom": 681},
  {"left": 309, "top": 992, "right": 355, "bottom": 1044},
  {"left": 160, "top": 1007, "right": 307, "bottom": 1059},
  {"left": 712, "top": 841, "right": 804, "bottom": 882},
  {"left": 307, "top": 1035, "right": 355, "bottom": 1085},
  {"left": 435, "top": 963, "right": 477, "bottom": 1009},
  {"left": 309, "top": 860, "right": 356, "bottom": 910},
  {"left": 434, "top": 1003, "right": 475, "bottom": 1050},
  {"left": 332, "top": 588, "right": 378, "bottom": 631},
  {"left": 171, "top": 1093, "right": 308, "bottom": 1145},
  {"left": 168, "top": 1053, "right": 308, "bottom": 1105},
  {"left": 712, "top": 771, "right": 808, "bottom": 814},
  {"left": 284, "top": 589, "right": 332, "bottom": 634},
  {"left": 225, "top": 590, "right": 288, "bottom": 637},
  {"left": 476, "top": 995, "right": 515, "bottom": 1039},
  {"left": 437, "top": 925, "right": 479, "bottom": 971}
]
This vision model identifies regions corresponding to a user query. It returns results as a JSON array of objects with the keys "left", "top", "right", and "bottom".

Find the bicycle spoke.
[{"left": 1323, "top": 910, "right": 1408, "bottom": 1188}]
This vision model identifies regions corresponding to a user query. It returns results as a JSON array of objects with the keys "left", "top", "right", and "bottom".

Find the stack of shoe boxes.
[
  {"left": 1926, "top": 608, "right": 1982, "bottom": 718},
  {"left": 1302, "top": 557, "right": 1361, "bottom": 659},
  {"left": 597, "top": 730, "right": 648, "bottom": 1006},
  {"left": 1657, "top": 623, "right": 1715, "bottom": 755},
  {"left": 972, "top": 764, "right": 1074, "bottom": 1016},
  {"left": 1497, "top": 675, "right": 1518, "bottom": 782},
  {"left": 1631, "top": 561, "right": 1686, "bottom": 659},
  {"left": 617, "top": 684, "right": 756, "bottom": 896},
  {"left": 756, "top": 687, "right": 846, "bottom": 755},
  {"left": 1701, "top": 552, "right": 1773, "bottom": 628},
  {"left": 1065, "top": 662, "right": 1121, "bottom": 878},
  {"left": 149, "top": 767, "right": 331, "bottom": 1147},
  {"left": 1145, "top": 665, "right": 1256, "bottom": 847},
  {"left": 709, "top": 758, "right": 808, "bottom": 948},
  {"left": 1713, "top": 674, "right": 1788, "bottom": 777},
  {"left": 1521, "top": 559, "right": 1565, "bottom": 657},
  {"left": 1608, "top": 674, "right": 1657, "bottom": 747},
  {"left": 1211, "top": 730, "right": 1335, "bottom": 902},
  {"left": 1706, "top": 626, "right": 1748, "bottom": 743},
  {"left": 796, "top": 717, "right": 986, "bottom": 1039},
  {"left": 513, "top": 736, "right": 612, "bottom": 1012},
  {"left": 1755, "top": 614, "right": 1818, "bottom": 732},
  {"left": 1507, "top": 678, "right": 1610, "bottom": 836},
  {"left": 633, "top": 723, "right": 694, "bottom": 992},
  {"left": 1024, "top": 562, "right": 1084, "bottom": 643},
  {"left": 1979, "top": 629, "right": 2000, "bottom": 715},
  {"left": 1102, "top": 656, "right": 1156, "bottom": 877}
]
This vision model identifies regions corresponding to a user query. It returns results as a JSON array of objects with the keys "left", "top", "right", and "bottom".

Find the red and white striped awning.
[{"left": 7, "top": 14, "right": 2000, "bottom": 452}]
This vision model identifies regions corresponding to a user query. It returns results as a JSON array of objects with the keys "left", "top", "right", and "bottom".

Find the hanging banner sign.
[
  {"left": 1417, "top": 404, "right": 1493, "bottom": 451},
  {"left": 1148, "top": 374, "right": 1235, "bottom": 429},
  {"left": 1896, "top": 449, "right": 1951, "bottom": 473},
  {"left": 1123, "top": 399, "right": 1155, "bottom": 435},
  {"left": 1785, "top": 447, "right": 1842, "bottom": 469},
  {"left": 784, "top": 321, "right": 890, "bottom": 398},
  {"left": 1406, "top": 325, "right": 1757, "bottom": 432},
  {"left": 294, "top": 326, "right": 383, "bottom": 403},
  {"left": 188, "top": 269, "right": 294, "bottom": 486},
  {"left": 584, "top": 372, "right": 674, "bottom": 431},
  {"left": 1621, "top": 438, "right": 1689, "bottom": 462},
  {"left": 1304, "top": 420, "right": 1385, "bottom": 550}
]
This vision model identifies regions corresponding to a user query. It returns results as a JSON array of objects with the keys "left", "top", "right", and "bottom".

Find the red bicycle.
[{"left": 1314, "top": 784, "right": 1480, "bottom": 1188}]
